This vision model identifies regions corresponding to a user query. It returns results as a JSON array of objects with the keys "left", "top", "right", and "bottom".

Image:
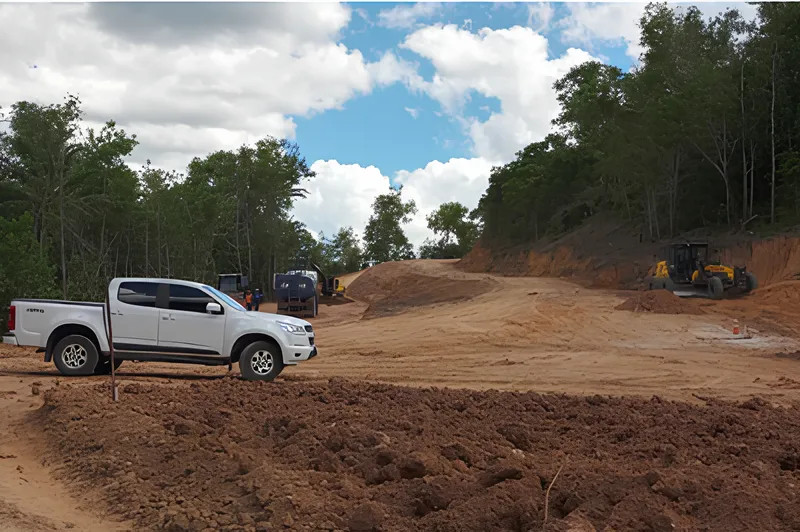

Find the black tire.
[
  {"left": 93, "top": 357, "right": 123, "bottom": 375},
  {"left": 708, "top": 277, "right": 724, "bottom": 300},
  {"left": 52, "top": 334, "right": 100, "bottom": 376},
  {"left": 239, "top": 341, "right": 284, "bottom": 382},
  {"left": 745, "top": 272, "right": 758, "bottom": 292}
]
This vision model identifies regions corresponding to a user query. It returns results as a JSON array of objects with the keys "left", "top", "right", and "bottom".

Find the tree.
[
  {"left": 323, "top": 227, "right": 363, "bottom": 273},
  {"left": 419, "top": 201, "right": 479, "bottom": 259},
  {"left": 0, "top": 93, "right": 318, "bottom": 306},
  {"left": 0, "top": 213, "right": 58, "bottom": 327},
  {"left": 363, "top": 187, "right": 417, "bottom": 263}
]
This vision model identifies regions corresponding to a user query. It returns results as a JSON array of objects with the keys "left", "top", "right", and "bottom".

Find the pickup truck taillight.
[{"left": 7, "top": 305, "right": 15, "bottom": 331}]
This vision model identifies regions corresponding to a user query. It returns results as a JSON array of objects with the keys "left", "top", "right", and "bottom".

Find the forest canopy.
[{"left": 476, "top": 2, "right": 800, "bottom": 245}]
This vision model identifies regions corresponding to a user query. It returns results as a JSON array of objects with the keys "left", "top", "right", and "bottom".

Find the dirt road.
[{"left": 295, "top": 259, "right": 800, "bottom": 402}]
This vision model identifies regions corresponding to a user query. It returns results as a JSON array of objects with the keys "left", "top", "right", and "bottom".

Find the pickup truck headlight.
[{"left": 278, "top": 321, "right": 306, "bottom": 335}]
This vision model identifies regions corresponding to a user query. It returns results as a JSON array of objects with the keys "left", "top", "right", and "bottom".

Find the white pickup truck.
[{"left": 2, "top": 277, "right": 317, "bottom": 381}]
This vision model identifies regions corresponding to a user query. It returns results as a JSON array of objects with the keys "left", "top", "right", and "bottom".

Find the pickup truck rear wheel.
[
  {"left": 239, "top": 341, "right": 284, "bottom": 382},
  {"left": 53, "top": 334, "right": 99, "bottom": 377}
]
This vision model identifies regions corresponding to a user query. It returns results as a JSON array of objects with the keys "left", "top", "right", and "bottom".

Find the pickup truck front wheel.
[
  {"left": 239, "top": 341, "right": 284, "bottom": 382},
  {"left": 53, "top": 335, "right": 100, "bottom": 377}
]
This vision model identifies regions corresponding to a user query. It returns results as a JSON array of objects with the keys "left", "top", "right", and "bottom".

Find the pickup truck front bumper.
[
  {"left": 2, "top": 335, "right": 18, "bottom": 346},
  {"left": 284, "top": 345, "right": 317, "bottom": 364}
]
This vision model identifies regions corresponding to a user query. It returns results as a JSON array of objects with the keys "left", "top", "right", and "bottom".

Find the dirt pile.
[
  {"left": 346, "top": 261, "right": 493, "bottom": 318},
  {"left": 749, "top": 281, "right": 800, "bottom": 307},
  {"left": 616, "top": 291, "right": 706, "bottom": 315},
  {"left": 36, "top": 379, "right": 800, "bottom": 531}
]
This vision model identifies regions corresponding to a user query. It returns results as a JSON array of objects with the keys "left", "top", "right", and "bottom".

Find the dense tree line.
[
  {"left": 0, "top": 95, "right": 477, "bottom": 316},
  {"left": 477, "top": 2, "right": 800, "bottom": 245},
  {"left": 0, "top": 95, "right": 335, "bottom": 311}
]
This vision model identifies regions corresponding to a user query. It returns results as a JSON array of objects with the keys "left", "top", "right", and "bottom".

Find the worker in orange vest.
[{"left": 244, "top": 290, "right": 253, "bottom": 311}]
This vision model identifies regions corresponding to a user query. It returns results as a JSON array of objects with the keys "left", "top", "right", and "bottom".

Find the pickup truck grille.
[{"left": 304, "top": 325, "right": 313, "bottom": 333}]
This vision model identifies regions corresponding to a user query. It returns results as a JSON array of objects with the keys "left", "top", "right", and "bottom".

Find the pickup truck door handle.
[{"left": 161, "top": 314, "right": 176, "bottom": 321}]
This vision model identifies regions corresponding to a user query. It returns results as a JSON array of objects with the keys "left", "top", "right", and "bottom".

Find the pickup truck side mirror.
[{"left": 206, "top": 302, "right": 222, "bottom": 314}]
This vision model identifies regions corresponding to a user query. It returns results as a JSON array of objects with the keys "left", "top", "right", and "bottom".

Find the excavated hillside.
[{"left": 459, "top": 214, "right": 800, "bottom": 290}]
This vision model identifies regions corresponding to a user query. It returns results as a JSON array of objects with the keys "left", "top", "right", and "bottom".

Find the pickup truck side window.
[
  {"left": 118, "top": 282, "right": 159, "bottom": 307},
  {"left": 168, "top": 284, "right": 217, "bottom": 314}
]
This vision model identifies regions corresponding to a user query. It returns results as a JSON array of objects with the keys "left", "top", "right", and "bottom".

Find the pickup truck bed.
[{"left": 3, "top": 277, "right": 318, "bottom": 381}]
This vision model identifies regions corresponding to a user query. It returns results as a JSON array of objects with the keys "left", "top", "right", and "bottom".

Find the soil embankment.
[{"left": 460, "top": 215, "right": 800, "bottom": 290}]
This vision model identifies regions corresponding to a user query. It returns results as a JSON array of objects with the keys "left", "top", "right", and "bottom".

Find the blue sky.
[{"left": 294, "top": 2, "right": 637, "bottom": 179}]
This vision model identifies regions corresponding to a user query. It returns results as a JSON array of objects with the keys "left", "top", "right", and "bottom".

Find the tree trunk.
[
  {"left": 145, "top": 217, "right": 149, "bottom": 277},
  {"left": 235, "top": 195, "right": 243, "bottom": 274},
  {"left": 740, "top": 58, "right": 748, "bottom": 221},
  {"left": 245, "top": 205, "right": 253, "bottom": 280},
  {"left": 59, "top": 171, "right": 67, "bottom": 299},
  {"left": 156, "top": 204, "right": 162, "bottom": 277},
  {"left": 749, "top": 141, "right": 755, "bottom": 218},
  {"left": 771, "top": 43, "right": 777, "bottom": 224}
]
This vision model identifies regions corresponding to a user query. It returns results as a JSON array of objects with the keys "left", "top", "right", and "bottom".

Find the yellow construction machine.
[{"left": 646, "top": 241, "right": 757, "bottom": 299}]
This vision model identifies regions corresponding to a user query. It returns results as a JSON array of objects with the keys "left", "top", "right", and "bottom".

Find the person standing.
[
  {"left": 253, "top": 288, "right": 262, "bottom": 311},
  {"left": 244, "top": 290, "right": 253, "bottom": 311}
]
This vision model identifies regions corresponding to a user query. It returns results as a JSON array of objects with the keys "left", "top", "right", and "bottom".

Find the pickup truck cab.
[{"left": 2, "top": 277, "right": 317, "bottom": 381}]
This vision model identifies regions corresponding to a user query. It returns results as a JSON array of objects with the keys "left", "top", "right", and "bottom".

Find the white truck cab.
[{"left": 2, "top": 277, "right": 317, "bottom": 381}]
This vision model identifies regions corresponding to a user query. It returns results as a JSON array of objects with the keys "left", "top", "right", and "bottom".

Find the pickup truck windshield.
[{"left": 203, "top": 285, "right": 246, "bottom": 312}]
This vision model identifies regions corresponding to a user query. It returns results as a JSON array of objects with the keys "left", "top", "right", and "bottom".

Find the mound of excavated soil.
[
  {"left": 616, "top": 290, "right": 706, "bottom": 315},
  {"left": 750, "top": 281, "right": 800, "bottom": 307},
  {"left": 347, "top": 261, "right": 492, "bottom": 318},
  {"left": 37, "top": 379, "right": 800, "bottom": 531}
]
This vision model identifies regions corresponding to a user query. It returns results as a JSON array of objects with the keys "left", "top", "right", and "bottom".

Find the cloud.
[
  {"left": 293, "top": 157, "right": 493, "bottom": 248},
  {"left": 401, "top": 24, "right": 596, "bottom": 162},
  {"left": 377, "top": 2, "right": 442, "bottom": 30},
  {"left": 0, "top": 3, "right": 387, "bottom": 169},
  {"left": 291, "top": 160, "right": 391, "bottom": 242},
  {"left": 404, "top": 107, "right": 420, "bottom": 119},
  {"left": 394, "top": 158, "right": 494, "bottom": 246},
  {"left": 527, "top": 3, "right": 555, "bottom": 33}
]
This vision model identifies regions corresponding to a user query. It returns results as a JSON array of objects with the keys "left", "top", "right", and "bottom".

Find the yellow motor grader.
[{"left": 645, "top": 241, "right": 757, "bottom": 300}]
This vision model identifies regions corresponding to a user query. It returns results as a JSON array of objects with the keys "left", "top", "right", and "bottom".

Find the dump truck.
[
  {"left": 645, "top": 241, "right": 757, "bottom": 299},
  {"left": 217, "top": 273, "right": 248, "bottom": 305},
  {"left": 273, "top": 258, "right": 343, "bottom": 318}
]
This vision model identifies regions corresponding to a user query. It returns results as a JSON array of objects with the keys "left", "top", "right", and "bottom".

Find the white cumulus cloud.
[
  {"left": 401, "top": 23, "right": 596, "bottom": 162},
  {"left": 377, "top": 2, "right": 442, "bottom": 30}
]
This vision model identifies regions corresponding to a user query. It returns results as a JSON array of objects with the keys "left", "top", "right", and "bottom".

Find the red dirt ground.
[{"left": 37, "top": 378, "right": 800, "bottom": 532}]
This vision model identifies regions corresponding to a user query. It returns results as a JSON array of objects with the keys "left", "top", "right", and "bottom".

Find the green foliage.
[
  {"left": 478, "top": 1, "right": 800, "bottom": 246},
  {"left": 419, "top": 202, "right": 479, "bottom": 259},
  {"left": 0, "top": 213, "right": 57, "bottom": 329},
  {"left": 322, "top": 227, "right": 363, "bottom": 274},
  {"left": 0, "top": 95, "right": 328, "bottom": 303},
  {"left": 363, "top": 187, "right": 418, "bottom": 262}
]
